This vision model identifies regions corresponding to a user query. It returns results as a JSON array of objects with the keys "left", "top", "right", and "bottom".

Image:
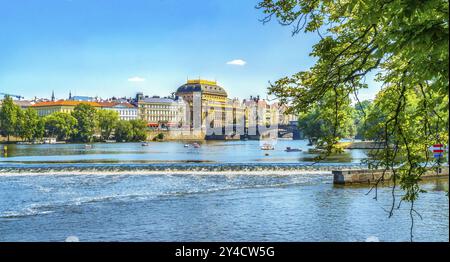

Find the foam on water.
[
  {"left": 0, "top": 162, "right": 364, "bottom": 176},
  {"left": 0, "top": 170, "right": 333, "bottom": 177}
]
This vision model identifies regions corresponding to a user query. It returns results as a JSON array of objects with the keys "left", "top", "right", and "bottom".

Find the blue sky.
[{"left": 0, "top": 0, "right": 379, "bottom": 101}]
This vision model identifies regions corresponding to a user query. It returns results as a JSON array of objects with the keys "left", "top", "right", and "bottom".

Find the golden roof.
[
  {"left": 177, "top": 79, "right": 227, "bottom": 97},
  {"left": 186, "top": 79, "right": 217, "bottom": 86}
]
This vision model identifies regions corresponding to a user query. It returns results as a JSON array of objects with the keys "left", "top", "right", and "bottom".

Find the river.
[{"left": 0, "top": 140, "right": 448, "bottom": 241}]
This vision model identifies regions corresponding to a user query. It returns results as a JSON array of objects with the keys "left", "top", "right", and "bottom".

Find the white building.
[
  {"left": 98, "top": 102, "right": 138, "bottom": 121},
  {"left": 137, "top": 96, "right": 186, "bottom": 128}
]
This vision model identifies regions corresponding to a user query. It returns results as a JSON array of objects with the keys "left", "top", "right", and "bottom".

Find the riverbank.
[{"left": 337, "top": 141, "right": 384, "bottom": 149}]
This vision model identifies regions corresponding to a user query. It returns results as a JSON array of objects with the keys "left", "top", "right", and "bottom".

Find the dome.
[{"left": 176, "top": 80, "right": 228, "bottom": 97}]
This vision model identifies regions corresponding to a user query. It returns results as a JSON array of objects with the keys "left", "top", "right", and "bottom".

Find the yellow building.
[
  {"left": 176, "top": 80, "right": 229, "bottom": 130},
  {"left": 32, "top": 101, "right": 102, "bottom": 117}
]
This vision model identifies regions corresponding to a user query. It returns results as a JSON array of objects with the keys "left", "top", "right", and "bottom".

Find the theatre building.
[{"left": 175, "top": 79, "right": 229, "bottom": 130}]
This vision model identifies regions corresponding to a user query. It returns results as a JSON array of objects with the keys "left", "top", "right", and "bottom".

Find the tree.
[
  {"left": 72, "top": 104, "right": 98, "bottom": 142},
  {"left": 130, "top": 119, "right": 148, "bottom": 142},
  {"left": 156, "top": 133, "right": 164, "bottom": 140},
  {"left": 257, "top": 0, "right": 448, "bottom": 240},
  {"left": 354, "top": 100, "right": 373, "bottom": 140},
  {"left": 0, "top": 96, "right": 20, "bottom": 141},
  {"left": 115, "top": 120, "right": 132, "bottom": 142},
  {"left": 16, "top": 107, "right": 40, "bottom": 141},
  {"left": 44, "top": 112, "right": 77, "bottom": 141},
  {"left": 298, "top": 92, "right": 356, "bottom": 147},
  {"left": 97, "top": 109, "right": 119, "bottom": 141},
  {"left": 34, "top": 117, "right": 45, "bottom": 141}
]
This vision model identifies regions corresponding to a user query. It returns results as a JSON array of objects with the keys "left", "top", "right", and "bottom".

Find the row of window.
[
  {"left": 140, "top": 104, "right": 181, "bottom": 109},
  {"left": 121, "top": 116, "right": 138, "bottom": 120},
  {"left": 146, "top": 116, "right": 179, "bottom": 122},
  {"left": 37, "top": 108, "right": 71, "bottom": 116},
  {"left": 115, "top": 110, "right": 137, "bottom": 116},
  {"left": 143, "top": 110, "right": 179, "bottom": 116}
]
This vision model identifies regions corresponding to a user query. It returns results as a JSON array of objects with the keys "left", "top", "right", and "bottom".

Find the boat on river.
[
  {"left": 261, "top": 143, "right": 274, "bottom": 150},
  {"left": 285, "top": 147, "right": 302, "bottom": 152},
  {"left": 192, "top": 143, "right": 201, "bottom": 148}
]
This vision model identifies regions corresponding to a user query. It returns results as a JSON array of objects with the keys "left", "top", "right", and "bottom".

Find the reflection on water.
[{"left": 0, "top": 140, "right": 367, "bottom": 164}]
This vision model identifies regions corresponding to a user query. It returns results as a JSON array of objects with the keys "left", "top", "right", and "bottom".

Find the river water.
[{"left": 0, "top": 140, "right": 448, "bottom": 242}]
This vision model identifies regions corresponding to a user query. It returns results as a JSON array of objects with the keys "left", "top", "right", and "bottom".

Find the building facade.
[
  {"left": 31, "top": 101, "right": 102, "bottom": 117},
  {"left": 274, "top": 103, "right": 297, "bottom": 125},
  {"left": 175, "top": 79, "right": 229, "bottom": 130},
  {"left": 137, "top": 97, "right": 186, "bottom": 128},
  {"left": 98, "top": 102, "right": 138, "bottom": 121}
]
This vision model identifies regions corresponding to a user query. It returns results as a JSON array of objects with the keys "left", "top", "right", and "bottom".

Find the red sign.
[{"left": 429, "top": 144, "right": 445, "bottom": 152}]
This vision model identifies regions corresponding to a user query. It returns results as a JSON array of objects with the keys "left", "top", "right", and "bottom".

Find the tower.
[{"left": 51, "top": 90, "right": 55, "bottom": 102}]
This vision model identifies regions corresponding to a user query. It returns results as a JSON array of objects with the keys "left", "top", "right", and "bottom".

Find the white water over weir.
[{"left": 0, "top": 163, "right": 366, "bottom": 176}]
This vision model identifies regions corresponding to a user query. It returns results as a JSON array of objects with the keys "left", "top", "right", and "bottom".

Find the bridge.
[
  {"left": 204, "top": 123, "right": 301, "bottom": 140},
  {"left": 148, "top": 122, "right": 301, "bottom": 141},
  {"left": 277, "top": 124, "right": 301, "bottom": 139}
]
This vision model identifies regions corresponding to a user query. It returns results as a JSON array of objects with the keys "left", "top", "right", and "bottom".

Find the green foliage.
[
  {"left": 130, "top": 119, "right": 148, "bottom": 142},
  {"left": 295, "top": 88, "right": 356, "bottom": 153},
  {"left": 156, "top": 133, "right": 164, "bottom": 140},
  {"left": 34, "top": 118, "right": 45, "bottom": 141},
  {"left": 298, "top": 97, "right": 356, "bottom": 146},
  {"left": 16, "top": 108, "right": 41, "bottom": 141},
  {"left": 257, "top": 0, "right": 449, "bottom": 211},
  {"left": 363, "top": 85, "right": 449, "bottom": 200},
  {"left": 114, "top": 119, "right": 147, "bottom": 142},
  {"left": 0, "top": 100, "right": 144, "bottom": 143},
  {"left": 0, "top": 96, "right": 20, "bottom": 141},
  {"left": 97, "top": 109, "right": 119, "bottom": 141},
  {"left": 44, "top": 112, "right": 77, "bottom": 141},
  {"left": 71, "top": 104, "right": 98, "bottom": 142},
  {"left": 354, "top": 100, "right": 374, "bottom": 140},
  {"left": 114, "top": 120, "right": 133, "bottom": 142}
]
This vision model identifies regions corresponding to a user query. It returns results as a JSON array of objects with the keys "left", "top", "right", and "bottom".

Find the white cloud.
[
  {"left": 128, "top": 76, "right": 146, "bottom": 82},
  {"left": 365, "top": 236, "right": 380, "bottom": 242},
  {"left": 226, "top": 59, "right": 247, "bottom": 66}
]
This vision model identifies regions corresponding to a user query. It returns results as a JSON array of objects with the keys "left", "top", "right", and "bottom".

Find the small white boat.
[
  {"left": 184, "top": 144, "right": 190, "bottom": 148},
  {"left": 43, "top": 138, "right": 57, "bottom": 144},
  {"left": 84, "top": 144, "right": 92, "bottom": 149},
  {"left": 261, "top": 143, "right": 274, "bottom": 150},
  {"left": 141, "top": 143, "right": 150, "bottom": 146}
]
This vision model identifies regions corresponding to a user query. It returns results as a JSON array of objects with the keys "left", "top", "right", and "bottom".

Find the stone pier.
[{"left": 333, "top": 166, "right": 449, "bottom": 185}]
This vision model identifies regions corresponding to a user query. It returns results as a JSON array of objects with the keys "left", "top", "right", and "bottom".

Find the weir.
[{"left": 0, "top": 162, "right": 364, "bottom": 175}]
